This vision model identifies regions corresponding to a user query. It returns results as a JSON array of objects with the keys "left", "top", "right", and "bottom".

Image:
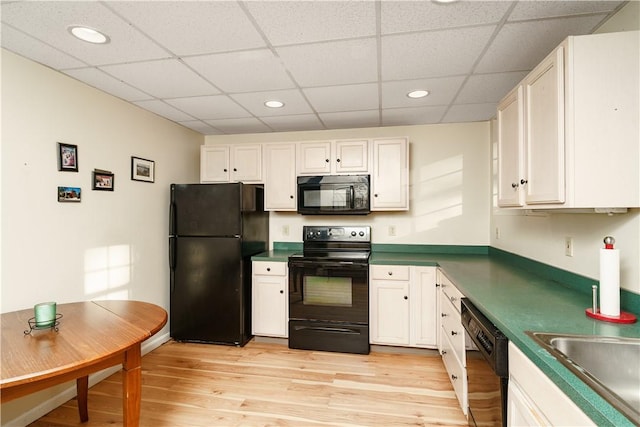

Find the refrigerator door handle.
[
  {"left": 169, "top": 202, "right": 176, "bottom": 236},
  {"left": 169, "top": 237, "right": 176, "bottom": 271},
  {"left": 350, "top": 185, "right": 355, "bottom": 209}
]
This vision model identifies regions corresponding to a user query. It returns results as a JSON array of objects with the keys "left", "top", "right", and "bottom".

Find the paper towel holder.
[{"left": 586, "top": 272, "right": 637, "bottom": 324}]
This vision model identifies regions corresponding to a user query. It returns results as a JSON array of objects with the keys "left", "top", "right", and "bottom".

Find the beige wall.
[
  {"left": 206, "top": 121, "right": 492, "bottom": 248},
  {"left": 1, "top": 49, "right": 203, "bottom": 425}
]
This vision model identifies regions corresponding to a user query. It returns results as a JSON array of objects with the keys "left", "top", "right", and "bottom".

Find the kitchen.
[{"left": 2, "top": 1, "right": 639, "bottom": 426}]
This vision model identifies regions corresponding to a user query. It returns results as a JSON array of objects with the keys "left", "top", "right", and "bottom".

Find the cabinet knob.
[
  {"left": 511, "top": 182, "right": 519, "bottom": 189},
  {"left": 451, "top": 331, "right": 458, "bottom": 336},
  {"left": 290, "top": 195, "right": 294, "bottom": 199},
  {"left": 280, "top": 290, "right": 284, "bottom": 294},
  {"left": 520, "top": 179, "right": 528, "bottom": 185},
  {"left": 336, "top": 158, "right": 341, "bottom": 163},
  {"left": 223, "top": 168, "right": 228, "bottom": 172},
  {"left": 233, "top": 168, "right": 237, "bottom": 172},
  {"left": 325, "top": 159, "right": 330, "bottom": 163},
  {"left": 266, "top": 268, "right": 271, "bottom": 271},
  {"left": 374, "top": 194, "right": 378, "bottom": 197},
  {"left": 441, "top": 350, "right": 447, "bottom": 355},
  {"left": 450, "top": 296, "right": 457, "bottom": 302},
  {"left": 441, "top": 313, "right": 448, "bottom": 317},
  {"left": 403, "top": 296, "right": 408, "bottom": 300},
  {"left": 451, "top": 374, "right": 458, "bottom": 381},
  {"left": 388, "top": 271, "right": 393, "bottom": 276}
]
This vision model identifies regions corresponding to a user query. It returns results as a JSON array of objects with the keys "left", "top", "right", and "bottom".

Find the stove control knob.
[
  {"left": 359, "top": 231, "right": 365, "bottom": 237},
  {"left": 351, "top": 231, "right": 357, "bottom": 237}
]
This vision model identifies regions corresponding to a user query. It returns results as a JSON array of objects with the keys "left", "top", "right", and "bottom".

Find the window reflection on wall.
[{"left": 84, "top": 245, "right": 131, "bottom": 299}]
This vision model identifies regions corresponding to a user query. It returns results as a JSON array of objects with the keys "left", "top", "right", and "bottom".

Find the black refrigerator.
[{"left": 169, "top": 183, "right": 268, "bottom": 346}]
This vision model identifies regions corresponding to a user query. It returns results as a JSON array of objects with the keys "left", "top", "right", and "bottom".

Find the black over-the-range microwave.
[{"left": 297, "top": 175, "right": 370, "bottom": 215}]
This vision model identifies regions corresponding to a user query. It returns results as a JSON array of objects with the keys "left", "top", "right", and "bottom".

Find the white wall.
[
  {"left": 1, "top": 50, "right": 203, "bottom": 424},
  {"left": 206, "top": 121, "right": 492, "bottom": 248},
  {"left": 490, "top": 3, "right": 640, "bottom": 295}
]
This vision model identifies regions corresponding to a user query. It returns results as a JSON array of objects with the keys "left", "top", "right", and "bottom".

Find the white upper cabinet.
[
  {"left": 200, "top": 144, "right": 262, "bottom": 183},
  {"left": 371, "top": 137, "right": 409, "bottom": 210},
  {"left": 264, "top": 143, "right": 297, "bottom": 211},
  {"left": 497, "top": 31, "right": 639, "bottom": 209},
  {"left": 298, "top": 139, "right": 369, "bottom": 175}
]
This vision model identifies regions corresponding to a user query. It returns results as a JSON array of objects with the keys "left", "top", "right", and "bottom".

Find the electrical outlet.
[
  {"left": 388, "top": 225, "right": 396, "bottom": 236},
  {"left": 565, "top": 237, "right": 574, "bottom": 257},
  {"left": 282, "top": 225, "right": 289, "bottom": 236},
  {"left": 495, "top": 227, "right": 500, "bottom": 240}
]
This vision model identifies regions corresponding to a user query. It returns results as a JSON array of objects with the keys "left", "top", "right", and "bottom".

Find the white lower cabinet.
[
  {"left": 437, "top": 269, "right": 468, "bottom": 416},
  {"left": 251, "top": 261, "right": 288, "bottom": 338},
  {"left": 369, "top": 265, "right": 437, "bottom": 348},
  {"left": 507, "top": 342, "right": 595, "bottom": 426}
]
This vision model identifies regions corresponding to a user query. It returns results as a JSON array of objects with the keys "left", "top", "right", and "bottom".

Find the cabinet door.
[
  {"left": 335, "top": 139, "right": 369, "bottom": 174},
  {"left": 370, "top": 280, "right": 410, "bottom": 345},
  {"left": 231, "top": 144, "right": 262, "bottom": 182},
  {"left": 252, "top": 274, "right": 288, "bottom": 337},
  {"left": 298, "top": 141, "right": 332, "bottom": 175},
  {"left": 497, "top": 86, "right": 525, "bottom": 207},
  {"left": 200, "top": 145, "right": 230, "bottom": 183},
  {"left": 410, "top": 267, "right": 437, "bottom": 348},
  {"left": 371, "top": 138, "right": 409, "bottom": 210},
  {"left": 264, "top": 143, "right": 297, "bottom": 211},
  {"left": 524, "top": 46, "right": 565, "bottom": 205}
]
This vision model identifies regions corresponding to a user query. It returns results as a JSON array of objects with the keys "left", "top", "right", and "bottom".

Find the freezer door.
[
  {"left": 170, "top": 236, "right": 248, "bottom": 344},
  {"left": 170, "top": 183, "right": 244, "bottom": 237}
]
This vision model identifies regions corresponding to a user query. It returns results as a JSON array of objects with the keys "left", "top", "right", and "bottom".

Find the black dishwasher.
[{"left": 461, "top": 298, "right": 509, "bottom": 427}]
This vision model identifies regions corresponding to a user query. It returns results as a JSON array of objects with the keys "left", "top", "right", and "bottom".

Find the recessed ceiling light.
[
  {"left": 264, "top": 100, "right": 284, "bottom": 108},
  {"left": 68, "top": 26, "right": 110, "bottom": 44},
  {"left": 407, "top": 90, "right": 430, "bottom": 99}
]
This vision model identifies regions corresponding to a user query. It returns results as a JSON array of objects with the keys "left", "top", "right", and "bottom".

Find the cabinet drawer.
[
  {"left": 370, "top": 265, "right": 410, "bottom": 281},
  {"left": 441, "top": 327, "right": 468, "bottom": 415},
  {"left": 441, "top": 296, "right": 466, "bottom": 365},
  {"left": 441, "top": 276, "right": 464, "bottom": 313},
  {"left": 253, "top": 261, "right": 287, "bottom": 276}
]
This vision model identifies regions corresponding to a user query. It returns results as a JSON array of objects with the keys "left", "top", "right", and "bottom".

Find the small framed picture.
[
  {"left": 131, "top": 156, "right": 155, "bottom": 183},
  {"left": 92, "top": 170, "right": 114, "bottom": 191},
  {"left": 57, "top": 143, "right": 78, "bottom": 172},
  {"left": 58, "top": 186, "right": 81, "bottom": 202}
]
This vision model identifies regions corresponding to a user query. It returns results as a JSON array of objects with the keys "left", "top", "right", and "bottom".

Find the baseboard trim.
[{"left": 1, "top": 332, "right": 171, "bottom": 427}]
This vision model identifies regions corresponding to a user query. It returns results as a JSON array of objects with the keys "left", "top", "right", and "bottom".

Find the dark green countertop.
[{"left": 253, "top": 245, "right": 640, "bottom": 426}]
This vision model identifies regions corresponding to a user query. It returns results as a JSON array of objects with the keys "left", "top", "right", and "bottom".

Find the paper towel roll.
[{"left": 599, "top": 248, "right": 620, "bottom": 316}]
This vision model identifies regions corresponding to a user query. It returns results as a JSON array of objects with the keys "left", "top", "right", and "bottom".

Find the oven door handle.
[{"left": 289, "top": 261, "right": 368, "bottom": 270}]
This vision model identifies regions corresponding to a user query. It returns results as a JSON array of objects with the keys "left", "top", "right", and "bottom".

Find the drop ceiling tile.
[
  {"left": 381, "top": 1, "right": 511, "bottom": 34},
  {"left": 260, "top": 114, "right": 325, "bottom": 133},
  {"left": 441, "top": 103, "right": 498, "bottom": 123},
  {"left": 509, "top": 1, "right": 623, "bottom": 21},
  {"left": 475, "top": 15, "right": 606, "bottom": 73},
  {"left": 231, "top": 89, "right": 313, "bottom": 117},
  {"left": 1, "top": 1, "right": 169, "bottom": 65},
  {"left": 381, "top": 26, "right": 496, "bottom": 80},
  {"left": 100, "top": 59, "right": 219, "bottom": 99},
  {"left": 183, "top": 49, "right": 295, "bottom": 93},
  {"left": 276, "top": 38, "right": 378, "bottom": 87},
  {"left": 382, "top": 106, "right": 447, "bottom": 126},
  {"left": 1, "top": 25, "right": 86, "bottom": 69},
  {"left": 133, "top": 100, "right": 194, "bottom": 122},
  {"left": 245, "top": 1, "right": 376, "bottom": 46},
  {"left": 381, "top": 76, "right": 466, "bottom": 108},
  {"left": 319, "top": 110, "right": 381, "bottom": 129},
  {"left": 177, "top": 120, "right": 223, "bottom": 135},
  {"left": 107, "top": 1, "right": 265, "bottom": 56},
  {"left": 64, "top": 68, "right": 151, "bottom": 101},
  {"left": 166, "top": 95, "right": 251, "bottom": 120},
  {"left": 204, "top": 118, "right": 272, "bottom": 134},
  {"left": 455, "top": 72, "right": 528, "bottom": 104},
  {"left": 303, "top": 84, "right": 379, "bottom": 113}
]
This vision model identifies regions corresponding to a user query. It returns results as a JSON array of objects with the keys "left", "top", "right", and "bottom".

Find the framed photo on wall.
[
  {"left": 57, "top": 143, "right": 78, "bottom": 172},
  {"left": 131, "top": 156, "right": 155, "bottom": 183},
  {"left": 92, "top": 170, "right": 114, "bottom": 191},
  {"left": 58, "top": 186, "right": 81, "bottom": 202}
]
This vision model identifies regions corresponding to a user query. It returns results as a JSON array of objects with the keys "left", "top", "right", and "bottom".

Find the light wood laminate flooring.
[{"left": 30, "top": 340, "right": 467, "bottom": 426}]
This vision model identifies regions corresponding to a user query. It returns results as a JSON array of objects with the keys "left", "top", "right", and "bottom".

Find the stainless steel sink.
[{"left": 527, "top": 332, "right": 640, "bottom": 426}]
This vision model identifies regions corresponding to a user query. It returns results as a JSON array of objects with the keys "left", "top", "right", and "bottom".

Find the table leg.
[
  {"left": 76, "top": 376, "right": 89, "bottom": 422},
  {"left": 122, "top": 345, "right": 142, "bottom": 426}
]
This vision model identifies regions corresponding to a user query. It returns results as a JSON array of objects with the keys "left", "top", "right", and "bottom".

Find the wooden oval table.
[{"left": 1, "top": 300, "right": 167, "bottom": 426}]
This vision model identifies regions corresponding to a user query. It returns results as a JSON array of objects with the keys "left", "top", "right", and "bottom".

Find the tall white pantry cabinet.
[{"left": 497, "top": 31, "right": 639, "bottom": 209}]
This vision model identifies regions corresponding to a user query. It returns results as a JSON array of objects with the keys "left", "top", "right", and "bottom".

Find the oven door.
[{"left": 288, "top": 260, "right": 368, "bottom": 324}]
